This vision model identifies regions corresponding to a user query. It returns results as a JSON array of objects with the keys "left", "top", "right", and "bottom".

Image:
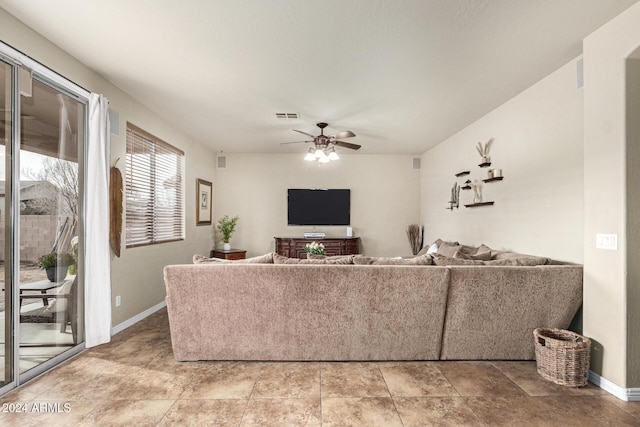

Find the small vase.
[
  {"left": 46, "top": 266, "right": 68, "bottom": 282},
  {"left": 223, "top": 242, "right": 231, "bottom": 251}
]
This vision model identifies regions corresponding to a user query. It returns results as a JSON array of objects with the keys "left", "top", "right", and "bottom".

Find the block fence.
[{"left": 0, "top": 215, "right": 75, "bottom": 263}]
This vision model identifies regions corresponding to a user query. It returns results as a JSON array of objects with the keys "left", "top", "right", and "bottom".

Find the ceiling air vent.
[{"left": 275, "top": 113, "right": 299, "bottom": 119}]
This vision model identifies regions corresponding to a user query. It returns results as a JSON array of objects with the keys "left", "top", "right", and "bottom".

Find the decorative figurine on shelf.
[
  {"left": 476, "top": 138, "right": 494, "bottom": 164},
  {"left": 471, "top": 179, "right": 483, "bottom": 203},
  {"left": 487, "top": 169, "right": 494, "bottom": 179}
]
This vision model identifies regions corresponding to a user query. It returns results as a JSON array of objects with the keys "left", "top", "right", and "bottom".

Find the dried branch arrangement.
[
  {"left": 406, "top": 224, "right": 423, "bottom": 256},
  {"left": 476, "top": 138, "right": 494, "bottom": 160}
]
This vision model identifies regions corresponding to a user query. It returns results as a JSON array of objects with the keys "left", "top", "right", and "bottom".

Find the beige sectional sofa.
[{"left": 164, "top": 247, "right": 582, "bottom": 362}]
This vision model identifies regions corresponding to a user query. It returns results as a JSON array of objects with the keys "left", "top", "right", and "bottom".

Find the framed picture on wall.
[{"left": 196, "top": 178, "right": 213, "bottom": 226}]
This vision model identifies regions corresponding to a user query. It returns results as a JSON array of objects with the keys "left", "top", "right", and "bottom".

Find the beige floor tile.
[
  {"left": 112, "top": 368, "right": 192, "bottom": 400},
  {"left": 38, "top": 371, "right": 137, "bottom": 401},
  {"left": 544, "top": 395, "right": 640, "bottom": 426},
  {"left": 394, "top": 397, "right": 484, "bottom": 427},
  {"left": 180, "top": 362, "right": 262, "bottom": 399},
  {"left": 493, "top": 361, "right": 601, "bottom": 396},
  {"left": 437, "top": 361, "right": 526, "bottom": 397},
  {"left": 321, "top": 362, "right": 390, "bottom": 398},
  {"left": 467, "top": 395, "right": 640, "bottom": 426},
  {"left": 78, "top": 399, "right": 175, "bottom": 426},
  {"left": 252, "top": 362, "right": 321, "bottom": 398},
  {"left": 380, "top": 362, "right": 458, "bottom": 397},
  {"left": 0, "top": 400, "right": 98, "bottom": 427},
  {"left": 602, "top": 394, "right": 640, "bottom": 419},
  {"left": 159, "top": 399, "right": 247, "bottom": 426},
  {"left": 322, "top": 397, "right": 403, "bottom": 427},
  {"left": 4, "top": 310, "right": 639, "bottom": 426},
  {"left": 240, "top": 398, "right": 321, "bottom": 426}
]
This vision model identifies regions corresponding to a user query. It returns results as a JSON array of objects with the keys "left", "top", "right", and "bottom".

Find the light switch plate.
[{"left": 596, "top": 234, "right": 618, "bottom": 250}]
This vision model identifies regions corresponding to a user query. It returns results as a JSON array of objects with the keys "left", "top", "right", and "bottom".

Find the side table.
[{"left": 210, "top": 249, "right": 247, "bottom": 260}]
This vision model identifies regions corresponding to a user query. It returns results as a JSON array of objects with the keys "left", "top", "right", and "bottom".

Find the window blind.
[{"left": 125, "top": 123, "right": 184, "bottom": 247}]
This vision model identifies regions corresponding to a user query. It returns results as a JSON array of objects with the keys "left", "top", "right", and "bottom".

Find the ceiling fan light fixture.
[
  {"left": 318, "top": 156, "right": 331, "bottom": 164},
  {"left": 304, "top": 149, "right": 316, "bottom": 161},
  {"left": 314, "top": 148, "right": 326, "bottom": 159},
  {"left": 328, "top": 148, "right": 339, "bottom": 161}
]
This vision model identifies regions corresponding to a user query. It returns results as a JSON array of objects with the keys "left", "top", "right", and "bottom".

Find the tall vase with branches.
[{"left": 406, "top": 224, "right": 424, "bottom": 256}]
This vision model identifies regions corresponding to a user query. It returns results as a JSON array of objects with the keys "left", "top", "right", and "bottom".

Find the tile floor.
[{"left": 1, "top": 308, "right": 639, "bottom": 426}]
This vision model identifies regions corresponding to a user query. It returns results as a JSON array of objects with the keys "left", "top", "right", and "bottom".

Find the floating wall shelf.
[
  {"left": 478, "top": 162, "right": 492, "bottom": 168},
  {"left": 483, "top": 176, "right": 504, "bottom": 183},
  {"left": 455, "top": 171, "right": 470, "bottom": 177},
  {"left": 465, "top": 201, "right": 495, "bottom": 208},
  {"left": 461, "top": 185, "right": 471, "bottom": 190}
]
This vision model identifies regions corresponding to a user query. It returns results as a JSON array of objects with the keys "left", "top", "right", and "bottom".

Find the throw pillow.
[{"left": 436, "top": 242, "right": 462, "bottom": 258}]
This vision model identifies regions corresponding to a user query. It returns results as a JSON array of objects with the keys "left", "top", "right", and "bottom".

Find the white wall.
[
  {"left": 214, "top": 153, "right": 421, "bottom": 257},
  {"left": 0, "top": 9, "right": 216, "bottom": 326},
  {"left": 420, "top": 58, "right": 584, "bottom": 263},
  {"left": 583, "top": 1, "right": 640, "bottom": 389}
]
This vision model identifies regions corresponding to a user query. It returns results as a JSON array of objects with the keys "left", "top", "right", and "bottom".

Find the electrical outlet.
[
  {"left": 115, "top": 295, "right": 121, "bottom": 307},
  {"left": 596, "top": 234, "right": 618, "bottom": 250}
]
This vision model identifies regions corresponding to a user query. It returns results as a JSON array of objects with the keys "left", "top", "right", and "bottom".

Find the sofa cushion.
[
  {"left": 484, "top": 257, "right": 549, "bottom": 266},
  {"left": 432, "top": 254, "right": 485, "bottom": 266},
  {"left": 353, "top": 254, "right": 433, "bottom": 265},
  {"left": 307, "top": 254, "right": 355, "bottom": 264},
  {"left": 455, "top": 250, "right": 492, "bottom": 261},
  {"left": 193, "top": 255, "right": 231, "bottom": 264},
  {"left": 274, "top": 253, "right": 354, "bottom": 264},
  {"left": 193, "top": 252, "right": 274, "bottom": 264}
]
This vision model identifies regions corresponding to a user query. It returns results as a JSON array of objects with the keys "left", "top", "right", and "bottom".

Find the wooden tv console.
[{"left": 274, "top": 237, "right": 360, "bottom": 259}]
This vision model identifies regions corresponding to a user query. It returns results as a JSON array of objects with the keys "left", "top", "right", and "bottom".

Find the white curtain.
[{"left": 85, "top": 93, "right": 111, "bottom": 347}]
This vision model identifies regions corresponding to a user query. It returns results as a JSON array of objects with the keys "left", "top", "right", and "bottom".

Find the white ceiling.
[{"left": 0, "top": 0, "right": 637, "bottom": 155}]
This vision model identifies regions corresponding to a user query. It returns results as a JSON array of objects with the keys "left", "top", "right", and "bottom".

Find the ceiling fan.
[{"left": 281, "top": 122, "right": 360, "bottom": 162}]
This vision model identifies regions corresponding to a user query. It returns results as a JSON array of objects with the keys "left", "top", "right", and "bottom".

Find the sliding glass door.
[
  {"left": 18, "top": 76, "right": 84, "bottom": 372},
  {"left": 0, "top": 50, "right": 86, "bottom": 393},
  {"left": 0, "top": 58, "right": 13, "bottom": 389}
]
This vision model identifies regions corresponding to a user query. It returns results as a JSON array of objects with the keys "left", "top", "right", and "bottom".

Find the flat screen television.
[{"left": 287, "top": 189, "right": 350, "bottom": 226}]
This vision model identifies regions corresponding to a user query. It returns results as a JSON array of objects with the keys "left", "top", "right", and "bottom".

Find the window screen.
[{"left": 125, "top": 123, "right": 184, "bottom": 247}]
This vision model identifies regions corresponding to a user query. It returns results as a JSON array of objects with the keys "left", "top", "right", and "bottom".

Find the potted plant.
[
  {"left": 217, "top": 215, "right": 239, "bottom": 251},
  {"left": 487, "top": 168, "right": 494, "bottom": 179},
  {"left": 37, "top": 252, "right": 75, "bottom": 282},
  {"left": 304, "top": 241, "right": 325, "bottom": 256}
]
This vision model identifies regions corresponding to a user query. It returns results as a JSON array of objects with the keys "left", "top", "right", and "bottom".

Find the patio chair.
[{"left": 19, "top": 276, "right": 78, "bottom": 345}]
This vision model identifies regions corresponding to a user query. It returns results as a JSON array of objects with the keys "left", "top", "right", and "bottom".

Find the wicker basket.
[{"left": 533, "top": 328, "right": 591, "bottom": 387}]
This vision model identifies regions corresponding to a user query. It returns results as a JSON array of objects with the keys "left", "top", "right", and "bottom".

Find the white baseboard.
[
  {"left": 589, "top": 370, "right": 640, "bottom": 401},
  {"left": 111, "top": 300, "right": 167, "bottom": 336}
]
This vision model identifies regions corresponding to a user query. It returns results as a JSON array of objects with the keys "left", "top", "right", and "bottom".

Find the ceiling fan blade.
[
  {"left": 333, "top": 140, "right": 361, "bottom": 150},
  {"left": 330, "top": 130, "right": 356, "bottom": 139},
  {"left": 293, "top": 129, "right": 316, "bottom": 138},
  {"left": 280, "top": 140, "right": 313, "bottom": 145}
]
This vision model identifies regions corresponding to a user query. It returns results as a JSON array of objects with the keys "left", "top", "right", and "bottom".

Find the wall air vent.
[{"left": 275, "top": 113, "right": 299, "bottom": 119}]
